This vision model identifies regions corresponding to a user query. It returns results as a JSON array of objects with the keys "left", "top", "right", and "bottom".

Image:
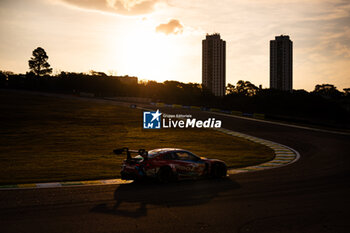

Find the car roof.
[
  {"left": 149, "top": 148, "right": 187, "bottom": 153},
  {"left": 148, "top": 148, "right": 202, "bottom": 158},
  {"left": 147, "top": 148, "right": 190, "bottom": 158}
]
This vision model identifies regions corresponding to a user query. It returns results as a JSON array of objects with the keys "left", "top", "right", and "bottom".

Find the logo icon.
[{"left": 143, "top": 109, "right": 162, "bottom": 129}]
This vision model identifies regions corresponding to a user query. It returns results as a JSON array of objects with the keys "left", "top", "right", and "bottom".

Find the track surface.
[{"left": 0, "top": 101, "right": 349, "bottom": 233}]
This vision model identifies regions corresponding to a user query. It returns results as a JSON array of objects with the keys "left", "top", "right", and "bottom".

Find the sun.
[{"left": 118, "top": 20, "right": 182, "bottom": 82}]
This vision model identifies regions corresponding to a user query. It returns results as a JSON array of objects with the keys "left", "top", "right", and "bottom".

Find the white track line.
[{"left": 215, "top": 128, "right": 300, "bottom": 175}]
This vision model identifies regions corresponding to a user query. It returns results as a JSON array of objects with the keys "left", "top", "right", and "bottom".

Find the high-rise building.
[
  {"left": 202, "top": 33, "right": 226, "bottom": 96},
  {"left": 270, "top": 35, "right": 293, "bottom": 91}
]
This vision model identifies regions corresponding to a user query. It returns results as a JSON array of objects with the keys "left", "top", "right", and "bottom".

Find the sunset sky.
[{"left": 0, "top": 0, "right": 349, "bottom": 91}]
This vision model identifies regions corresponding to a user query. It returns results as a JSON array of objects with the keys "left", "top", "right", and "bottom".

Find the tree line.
[{"left": 0, "top": 47, "right": 349, "bottom": 129}]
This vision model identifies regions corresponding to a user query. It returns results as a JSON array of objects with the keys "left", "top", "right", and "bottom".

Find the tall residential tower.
[
  {"left": 270, "top": 35, "right": 293, "bottom": 91},
  {"left": 202, "top": 33, "right": 226, "bottom": 96}
]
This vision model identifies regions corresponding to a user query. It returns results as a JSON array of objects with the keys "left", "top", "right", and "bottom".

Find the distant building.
[
  {"left": 270, "top": 35, "right": 293, "bottom": 91},
  {"left": 202, "top": 33, "right": 226, "bottom": 96}
]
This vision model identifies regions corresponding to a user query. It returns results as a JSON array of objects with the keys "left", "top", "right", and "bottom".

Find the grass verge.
[{"left": 0, "top": 91, "right": 274, "bottom": 185}]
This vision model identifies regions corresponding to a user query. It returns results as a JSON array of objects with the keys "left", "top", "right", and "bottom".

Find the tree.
[
  {"left": 226, "top": 83, "right": 236, "bottom": 95},
  {"left": 236, "top": 80, "right": 259, "bottom": 96},
  {"left": 89, "top": 70, "right": 107, "bottom": 77},
  {"left": 312, "top": 84, "right": 342, "bottom": 98},
  {"left": 28, "top": 47, "right": 52, "bottom": 76}
]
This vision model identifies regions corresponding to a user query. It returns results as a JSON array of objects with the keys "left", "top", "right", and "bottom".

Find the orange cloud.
[
  {"left": 156, "top": 19, "right": 184, "bottom": 35},
  {"left": 59, "top": 0, "right": 160, "bottom": 15}
]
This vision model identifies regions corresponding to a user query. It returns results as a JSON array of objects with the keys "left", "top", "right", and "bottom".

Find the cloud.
[
  {"left": 58, "top": 0, "right": 160, "bottom": 15},
  {"left": 155, "top": 19, "right": 183, "bottom": 35}
]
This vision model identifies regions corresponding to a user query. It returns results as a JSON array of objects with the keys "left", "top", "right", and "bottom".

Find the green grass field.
[{"left": 0, "top": 91, "right": 274, "bottom": 185}]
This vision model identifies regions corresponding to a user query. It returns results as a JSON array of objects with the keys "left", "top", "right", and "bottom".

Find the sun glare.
[{"left": 118, "top": 21, "right": 182, "bottom": 82}]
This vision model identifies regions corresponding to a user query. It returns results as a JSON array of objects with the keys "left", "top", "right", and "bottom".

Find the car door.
[{"left": 173, "top": 151, "right": 206, "bottom": 178}]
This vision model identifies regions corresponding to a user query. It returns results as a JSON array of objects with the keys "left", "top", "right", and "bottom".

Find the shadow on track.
[{"left": 91, "top": 178, "right": 240, "bottom": 218}]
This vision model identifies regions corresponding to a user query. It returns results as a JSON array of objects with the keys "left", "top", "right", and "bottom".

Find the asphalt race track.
[{"left": 0, "top": 104, "right": 349, "bottom": 233}]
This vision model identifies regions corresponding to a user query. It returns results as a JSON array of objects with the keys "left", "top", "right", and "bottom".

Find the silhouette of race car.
[{"left": 114, "top": 148, "right": 227, "bottom": 183}]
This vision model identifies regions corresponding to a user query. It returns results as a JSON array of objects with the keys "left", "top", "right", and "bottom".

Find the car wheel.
[
  {"left": 157, "top": 167, "right": 173, "bottom": 183},
  {"left": 211, "top": 163, "right": 227, "bottom": 178}
]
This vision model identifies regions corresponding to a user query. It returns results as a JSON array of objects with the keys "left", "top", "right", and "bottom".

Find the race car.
[{"left": 114, "top": 147, "right": 227, "bottom": 182}]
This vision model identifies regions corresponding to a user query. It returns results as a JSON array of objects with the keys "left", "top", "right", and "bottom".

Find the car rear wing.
[{"left": 113, "top": 147, "right": 148, "bottom": 160}]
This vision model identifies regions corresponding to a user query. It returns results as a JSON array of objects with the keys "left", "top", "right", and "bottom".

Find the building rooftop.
[
  {"left": 275, "top": 35, "right": 290, "bottom": 40},
  {"left": 205, "top": 33, "right": 221, "bottom": 40}
]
